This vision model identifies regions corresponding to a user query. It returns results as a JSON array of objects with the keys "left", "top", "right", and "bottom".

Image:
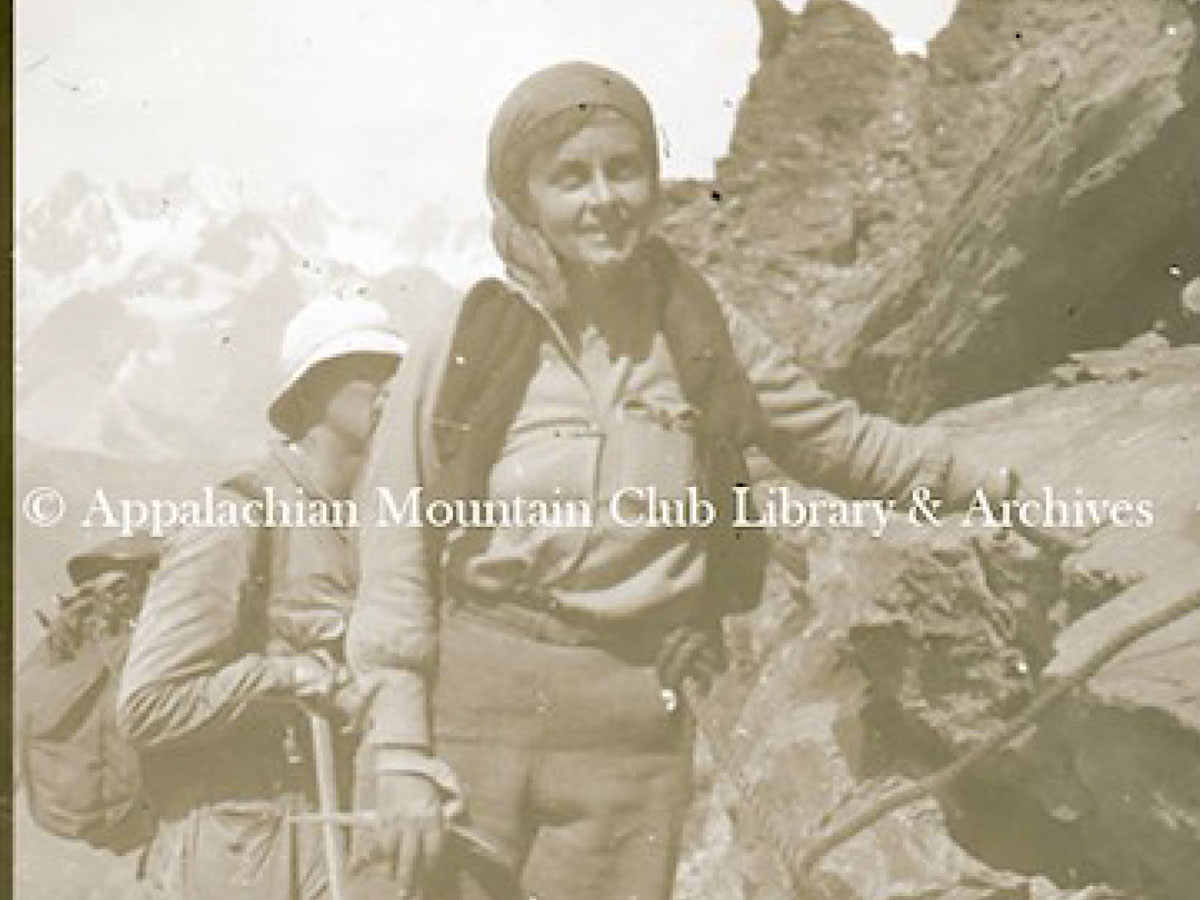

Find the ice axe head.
[
  {"left": 292, "top": 814, "right": 535, "bottom": 899},
  {"left": 445, "top": 824, "right": 535, "bottom": 900}
]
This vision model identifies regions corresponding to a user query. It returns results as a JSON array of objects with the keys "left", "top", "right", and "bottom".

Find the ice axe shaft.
[
  {"left": 309, "top": 712, "right": 347, "bottom": 900},
  {"left": 291, "top": 810, "right": 378, "bottom": 826}
]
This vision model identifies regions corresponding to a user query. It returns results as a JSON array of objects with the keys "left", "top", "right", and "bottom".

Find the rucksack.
[
  {"left": 17, "top": 475, "right": 273, "bottom": 853},
  {"left": 427, "top": 237, "right": 769, "bottom": 621},
  {"left": 17, "top": 576, "right": 153, "bottom": 852}
]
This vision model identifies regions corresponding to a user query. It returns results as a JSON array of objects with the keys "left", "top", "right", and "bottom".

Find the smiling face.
[{"left": 523, "top": 109, "right": 657, "bottom": 272}]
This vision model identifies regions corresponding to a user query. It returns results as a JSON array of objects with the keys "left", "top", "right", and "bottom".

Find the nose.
[
  {"left": 583, "top": 170, "right": 616, "bottom": 206},
  {"left": 371, "top": 386, "right": 389, "bottom": 415}
]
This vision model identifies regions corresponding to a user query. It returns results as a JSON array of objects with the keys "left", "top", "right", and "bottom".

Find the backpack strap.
[
  {"left": 219, "top": 472, "right": 276, "bottom": 652},
  {"left": 646, "top": 237, "right": 764, "bottom": 448},
  {"left": 647, "top": 238, "right": 769, "bottom": 617},
  {"left": 427, "top": 278, "right": 544, "bottom": 504},
  {"left": 427, "top": 252, "right": 769, "bottom": 618},
  {"left": 423, "top": 279, "right": 543, "bottom": 601}
]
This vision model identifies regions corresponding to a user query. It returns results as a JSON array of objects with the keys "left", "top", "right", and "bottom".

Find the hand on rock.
[{"left": 1011, "top": 517, "right": 1094, "bottom": 557}]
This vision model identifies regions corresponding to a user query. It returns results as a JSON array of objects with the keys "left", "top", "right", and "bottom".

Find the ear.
[
  {"left": 508, "top": 185, "right": 539, "bottom": 228},
  {"left": 283, "top": 379, "right": 329, "bottom": 441},
  {"left": 646, "top": 186, "right": 665, "bottom": 227}
]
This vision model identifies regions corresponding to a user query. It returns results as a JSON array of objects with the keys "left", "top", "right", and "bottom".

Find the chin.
[{"left": 580, "top": 253, "right": 633, "bottom": 272}]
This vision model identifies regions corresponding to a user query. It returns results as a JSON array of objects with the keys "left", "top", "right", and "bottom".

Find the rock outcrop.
[
  {"left": 680, "top": 345, "right": 1198, "bottom": 900},
  {"left": 668, "top": 2, "right": 1200, "bottom": 898},
  {"left": 663, "top": 0, "right": 1200, "bottom": 419}
]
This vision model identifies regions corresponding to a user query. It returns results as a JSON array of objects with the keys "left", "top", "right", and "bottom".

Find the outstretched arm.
[{"left": 722, "top": 301, "right": 1008, "bottom": 506}]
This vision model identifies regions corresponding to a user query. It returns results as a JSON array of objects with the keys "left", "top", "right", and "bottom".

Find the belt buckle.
[{"left": 516, "top": 581, "right": 561, "bottom": 614}]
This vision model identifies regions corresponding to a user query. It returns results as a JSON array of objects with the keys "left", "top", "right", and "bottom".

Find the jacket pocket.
[
  {"left": 182, "top": 800, "right": 293, "bottom": 900},
  {"left": 603, "top": 398, "right": 701, "bottom": 507}
]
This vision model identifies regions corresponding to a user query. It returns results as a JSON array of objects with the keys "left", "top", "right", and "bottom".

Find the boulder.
[
  {"left": 662, "top": 0, "right": 1200, "bottom": 419},
  {"left": 681, "top": 347, "right": 1199, "bottom": 900}
]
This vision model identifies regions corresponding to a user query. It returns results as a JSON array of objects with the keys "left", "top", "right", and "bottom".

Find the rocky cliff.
[
  {"left": 668, "top": 2, "right": 1200, "bottom": 899},
  {"left": 663, "top": 0, "right": 1200, "bottom": 419},
  {"left": 678, "top": 345, "right": 1198, "bottom": 900}
]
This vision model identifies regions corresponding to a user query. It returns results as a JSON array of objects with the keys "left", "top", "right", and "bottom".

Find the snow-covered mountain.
[{"left": 16, "top": 171, "right": 466, "bottom": 462}]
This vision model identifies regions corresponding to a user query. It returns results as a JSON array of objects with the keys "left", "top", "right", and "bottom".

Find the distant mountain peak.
[{"left": 16, "top": 171, "right": 460, "bottom": 462}]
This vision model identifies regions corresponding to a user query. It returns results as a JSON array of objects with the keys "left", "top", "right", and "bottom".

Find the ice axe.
[
  {"left": 444, "top": 824, "right": 533, "bottom": 900},
  {"left": 308, "top": 711, "right": 348, "bottom": 900},
  {"left": 289, "top": 811, "right": 534, "bottom": 900}
]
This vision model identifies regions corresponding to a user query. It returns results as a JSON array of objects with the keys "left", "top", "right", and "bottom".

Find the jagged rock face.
[
  {"left": 1034, "top": 568, "right": 1200, "bottom": 900},
  {"left": 681, "top": 347, "right": 1199, "bottom": 900},
  {"left": 856, "top": 347, "right": 1200, "bottom": 899},
  {"left": 663, "top": 0, "right": 925, "bottom": 377},
  {"left": 664, "top": 15, "right": 1200, "bottom": 889},
  {"left": 662, "top": 0, "right": 1200, "bottom": 420},
  {"left": 680, "top": 608, "right": 1065, "bottom": 900},
  {"left": 672, "top": 1, "right": 1200, "bottom": 888}
]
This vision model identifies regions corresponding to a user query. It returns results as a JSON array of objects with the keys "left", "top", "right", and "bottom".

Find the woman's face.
[{"left": 524, "top": 111, "right": 656, "bottom": 271}]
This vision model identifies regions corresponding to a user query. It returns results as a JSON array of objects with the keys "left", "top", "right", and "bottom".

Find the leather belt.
[{"left": 447, "top": 584, "right": 669, "bottom": 665}]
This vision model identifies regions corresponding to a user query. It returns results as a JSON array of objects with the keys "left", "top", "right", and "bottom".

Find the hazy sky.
[{"left": 15, "top": 0, "right": 956, "bottom": 226}]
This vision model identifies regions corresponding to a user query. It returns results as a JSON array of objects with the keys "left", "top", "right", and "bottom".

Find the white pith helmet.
[{"left": 268, "top": 296, "right": 407, "bottom": 434}]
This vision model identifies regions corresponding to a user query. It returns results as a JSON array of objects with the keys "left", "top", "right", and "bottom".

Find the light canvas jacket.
[{"left": 348, "top": 271, "right": 1001, "bottom": 764}]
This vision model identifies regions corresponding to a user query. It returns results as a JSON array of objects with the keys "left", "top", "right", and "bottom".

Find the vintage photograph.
[{"left": 12, "top": 2, "right": 1200, "bottom": 899}]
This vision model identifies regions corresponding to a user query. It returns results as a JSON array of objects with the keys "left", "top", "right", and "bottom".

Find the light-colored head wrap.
[{"left": 486, "top": 61, "right": 661, "bottom": 310}]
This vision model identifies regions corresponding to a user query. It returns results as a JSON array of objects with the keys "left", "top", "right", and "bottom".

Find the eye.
[
  {"left": 549, "top": 162, "right": 589, "bottom": 190},
  {"left": 607, "top": 154, "right": 647, "bottom": 182}
]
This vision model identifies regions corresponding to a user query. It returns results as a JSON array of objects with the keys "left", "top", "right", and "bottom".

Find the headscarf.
[{"left": 486, "top": 62, "right": 661, "bottom": 311}]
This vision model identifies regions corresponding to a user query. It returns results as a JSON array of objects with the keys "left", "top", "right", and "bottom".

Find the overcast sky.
[{"left": 15, "top": 0, "right": 957, "bottom": 226}]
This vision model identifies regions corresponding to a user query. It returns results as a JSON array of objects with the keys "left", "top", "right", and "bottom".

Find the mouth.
[{"left": 578, "top": 222, "right": 634, "bottom": 246}]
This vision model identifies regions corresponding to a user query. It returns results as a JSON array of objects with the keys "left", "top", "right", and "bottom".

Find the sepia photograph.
[{"left": 12, "top": 2, "right": 1200, "bottom": 899}]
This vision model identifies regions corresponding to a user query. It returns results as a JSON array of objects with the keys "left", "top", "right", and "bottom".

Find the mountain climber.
[
  {"left": 116, "top": 297, "right": 406, "bottom": 900},
  {"left": 346, "top": 61, "right": 1084, "bottom": 900}
]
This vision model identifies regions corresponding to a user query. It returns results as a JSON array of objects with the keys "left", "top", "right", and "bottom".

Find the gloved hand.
[
  {"left": 1011, "top": 517, "right": 1094, "bottom": 557},
  {"left": 268, "top": 651, "right": 339, "bottom": 705},
  {"left": 327, "top": 675, "right": 369, "bottom": 732},
  {"left": 656, "top": 623, "right": 728, "bottom": 694},
  {"left": 351, "top": 771, "right": 446, "bottom": 899},
  {"left": 293, "top": 655, "right": 338, "bottom": 700},
  {"left": 1002, "top": 471, "right": 1096, "bottom": 557},
  {"left": 270, "top": 648, "right": 373, "bottom": 725}
]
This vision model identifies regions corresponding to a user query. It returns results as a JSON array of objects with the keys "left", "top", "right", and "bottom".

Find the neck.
[
  {"left": 291, "top": 429, "right": 363, "bottom": 500},
  {"left": 559, "top": 258, "right": 645, "bottom": 331},
  {"left": 562, "top": 259, "right": 624, "bottom": 302}
]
